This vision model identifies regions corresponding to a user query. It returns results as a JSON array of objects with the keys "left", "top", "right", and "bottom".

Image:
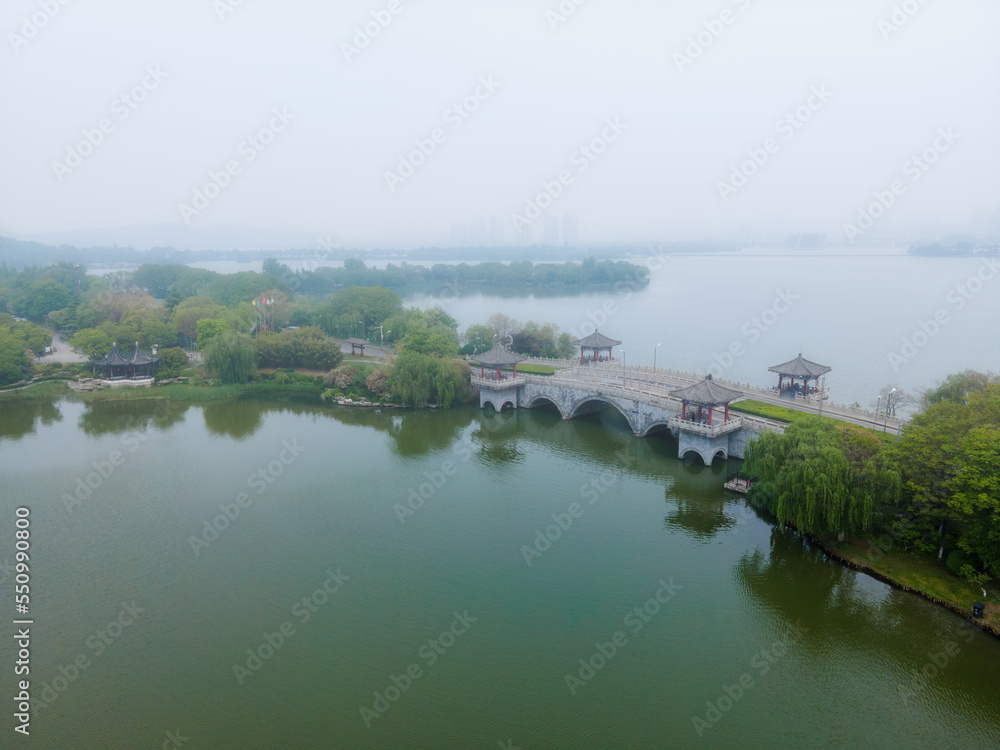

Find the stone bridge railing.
[
  {"left": 472, "top": 375, "right": 528, "bottom": 389},
  {"left": 667, "top": 415, "right": 743, "bottom": 436}
]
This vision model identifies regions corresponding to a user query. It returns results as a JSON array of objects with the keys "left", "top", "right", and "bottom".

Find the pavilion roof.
[
  {"left": 670, "top": 378, "right": 743, "bottom": 405},
  {"left": 92, "top": 342, "right": 131, "bottom": 366},
  {"left": 127, "top": 342, "right": 159, "bottom": 365},
  {"left": 768, "top": 353, "right": 831, "bottom": 378},
  {"left": 91, "top": 342, "right": 159, "bottom": 366},
  {"left": 572, "top": 330, "right": 621, "bottom": 348},
  {"left": 471, "top": 346, "right": 527, "bottom": 366}
]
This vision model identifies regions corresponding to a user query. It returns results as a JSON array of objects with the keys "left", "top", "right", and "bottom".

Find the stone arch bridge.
[{"left": 473, "top": 370, "right": 784, "bottom": 465}]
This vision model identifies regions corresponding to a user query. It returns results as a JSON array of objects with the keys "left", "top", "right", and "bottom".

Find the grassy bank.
[
  {"left": 730, "top": 398, "right": 823, "bottom": 423},
  {"left": 806, "top": 534, "right": 998, "bottom": 635}
]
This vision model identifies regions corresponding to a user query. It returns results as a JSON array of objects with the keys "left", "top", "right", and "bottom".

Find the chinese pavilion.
[
  {"left": 91, "top": 342, "right": 160, "bottom": 381},
  {"left": 572, "top": 330, "right": 621, "bottom": 364},
  {"left": 768, "top": 353, "right": 831, "bottom": 396}
]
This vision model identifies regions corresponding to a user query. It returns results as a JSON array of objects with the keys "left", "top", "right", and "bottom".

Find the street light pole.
[
  {"left": 875, "top": 395, "right": 882, "bottom": 431},
  {"left": 620, "top": 349, "right": 626, "bottom": 386},
  {"left": 884, "top": 388, "right": 896, "bottom": 433},
  {"left": 654, "top": 342, "right": 662, "bottom": 373}
]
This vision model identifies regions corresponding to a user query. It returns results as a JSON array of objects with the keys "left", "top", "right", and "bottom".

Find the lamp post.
[
  {"left": 653, "top": 342, "right": 662, "bottom": 373},
  {"left": 620, "top": 349, "right": 626, "bottom": 386}
]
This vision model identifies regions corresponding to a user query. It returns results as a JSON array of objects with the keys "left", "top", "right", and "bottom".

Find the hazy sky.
[{"left": 1, "top": 0, "right": 998, "bottom": 247}]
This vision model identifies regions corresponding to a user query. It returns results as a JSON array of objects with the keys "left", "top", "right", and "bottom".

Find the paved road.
[{"left": 33, "top": 332, "right": 89, "bottom": 364}]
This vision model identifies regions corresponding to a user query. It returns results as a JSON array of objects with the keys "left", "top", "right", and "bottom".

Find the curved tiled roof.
[
  {"left": 572, "top": 330, "right": 622, "bottom": 348},
  {"left": 670, "top": 378, "right": 743, "bottom": 405},
  {"left": 471, "top": 346, "right": 527, "bottom": 366},
  {"left": 768, "top": 353, "right": 831, "bottom": 378}
]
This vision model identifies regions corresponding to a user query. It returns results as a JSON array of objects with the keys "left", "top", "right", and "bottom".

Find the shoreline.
[{"left": 807, "top": 534, "right": 999, "bottom": 639}]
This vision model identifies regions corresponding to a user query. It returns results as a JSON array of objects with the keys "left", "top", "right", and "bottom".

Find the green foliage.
[
  {"left": 945, "top": 549, "right": 972, "bottom": 577},
  {"left": 399, "top": 326, "right": 459, "bottom": 357},
  {"left": 323, "top": 286, "right": 402, "bottom": 338},
  {"left": 744, "top": 418, "right": 900, "bottom": 536},
  {"left": 196, "top": 318, "right": 228, "bottom": 349},
  {"left": 203, "top": 331, "right": 257, "bottom": 384},
  {"left": 170, "top": 296, "right": 229, "bottom": 341},
  {"left": 0, "top": 314, "right": 53, "bottom": 384},
  {"left": 254, "top": 326, "right": 344, "bottom": 370},
  {"left": 515, "top": 364, "right": 556, "bottom": 375},
  {"left": 923, "top": 369, "right": 998, "bottom": 408},
  {"left": 69, "top": 328, "right": 112, "bottom": 359},
  {"left": 387, "top": 352, "right": 470, "bottom": 408},
  {"left": 729, "top": 399, "right": 814, "bottom": 423},
  {"left": 155, "top": 347, "right": 189, "bottom": 378}
]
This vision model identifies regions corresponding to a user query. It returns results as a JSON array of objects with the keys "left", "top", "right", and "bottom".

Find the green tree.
[
  {"left": 155, "top": 347, "right": 190, "bottom": 378},
  {"left": 254, "top": 326, "right": 343, "bottom": 370},
  {"left": 949, "top": 426, "right": 1000, "bottom": 574},
  {"left": 27, "top": 278, "right": 72, "bottom": 320},
  {"left": 324, "top": 286, "right": 402, "bottom": 337},
  {"left": 69, "top": 328, "right": 113, "bottom": 359},
  {"left": 745, "top": 418, "right": 899, "bottom": 536},
  {"left": 203, "top": 331, "right": 257, "bottom": 384},
  {"left": 197, "top": 318, "right": 229, "bottom": 349},
  {"left": 399, "top": 326, "right": 458, "bottom": 357}
]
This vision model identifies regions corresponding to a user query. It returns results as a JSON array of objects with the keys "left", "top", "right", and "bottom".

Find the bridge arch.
[
  {"left": 524, "top": 394, "right": 567, "bottom": 418},
  {"left": 567, "top": 395, "right": 639, "bottom": 433},
  {"left": 641, "top": 420, "right": 675, "bottom": 438},
  {"left": 679, "top": 446, "right": 728, "bottom": 465}
]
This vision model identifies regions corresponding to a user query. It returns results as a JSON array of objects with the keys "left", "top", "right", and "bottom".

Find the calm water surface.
[{"left": 2, "top": 395, "right": 999, "bottom": 748}]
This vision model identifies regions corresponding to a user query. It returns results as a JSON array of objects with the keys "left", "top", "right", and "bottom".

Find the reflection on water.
[{"left": 0, "top": 397, "right": 62, "bottom": 440}]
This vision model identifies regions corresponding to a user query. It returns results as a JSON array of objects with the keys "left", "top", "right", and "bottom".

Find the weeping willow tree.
[
  {"left": 744, "top": 417, "right": 900, "bottom": 537},
  {"left": 203, "top": 330, "right": 257, "bottom": 384}
]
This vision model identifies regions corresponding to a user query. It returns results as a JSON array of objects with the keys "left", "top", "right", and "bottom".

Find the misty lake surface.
[{"left": 2, "top": 395, "right": 1000, "bottom": 748}]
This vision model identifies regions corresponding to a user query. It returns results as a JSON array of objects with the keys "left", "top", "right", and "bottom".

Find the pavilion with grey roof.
[
  {"left": 572, "top": 330, "right": 621, "bottom": 364},
  {"left": 471, "top": 346, "right": 527, "bottom": 381},
  {"left": 670, "top": 376, "right": 743, "bottom": 427},
  {"left": 91, "top": 342, "right": 159, "bottom": 380},
  {"left": 768, "top": 353, "right": 831, "bottom": 396}
]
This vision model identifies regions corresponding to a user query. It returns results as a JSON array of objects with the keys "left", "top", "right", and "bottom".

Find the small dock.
[{"left": 724, "top": 472, "right": 755, "bottom": 494}]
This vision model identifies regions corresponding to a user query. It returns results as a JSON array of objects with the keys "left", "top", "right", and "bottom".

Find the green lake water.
[{"left": 1, "top": 395, "right": 999, "bottom": 748}]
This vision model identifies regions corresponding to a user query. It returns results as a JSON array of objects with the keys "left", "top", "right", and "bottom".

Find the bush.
[
  {"left": 365, "top": 368, "right": 388, "bottom": 394},
  {"left": 255, "top": 326, "right": 343, "bottom": 370},
  {"left": 946, "top": 549, "right": 972, "bottom": 577},
  {"left": 274, "top": 372, "right": 290, "bottom": 384}
]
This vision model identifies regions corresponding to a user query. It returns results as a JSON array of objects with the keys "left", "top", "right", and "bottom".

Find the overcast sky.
[{"left": 1, "top": 0, "right": 998, "bottom": 248}]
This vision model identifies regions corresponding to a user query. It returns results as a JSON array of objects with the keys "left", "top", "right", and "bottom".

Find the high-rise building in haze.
[
  {"left": 563, "top": 214, "right": 579, "bottom": 247},
  {"left": 489, "top": 215, "right": 505, "bottom": 246},
  {"left": 543, "top": 215, "right": 560, "bottom": 246}
]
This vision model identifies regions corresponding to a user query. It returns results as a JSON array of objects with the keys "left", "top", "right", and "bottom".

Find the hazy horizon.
[{"left": 2, "top": 0, "right": 999, "bottom": 250}]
